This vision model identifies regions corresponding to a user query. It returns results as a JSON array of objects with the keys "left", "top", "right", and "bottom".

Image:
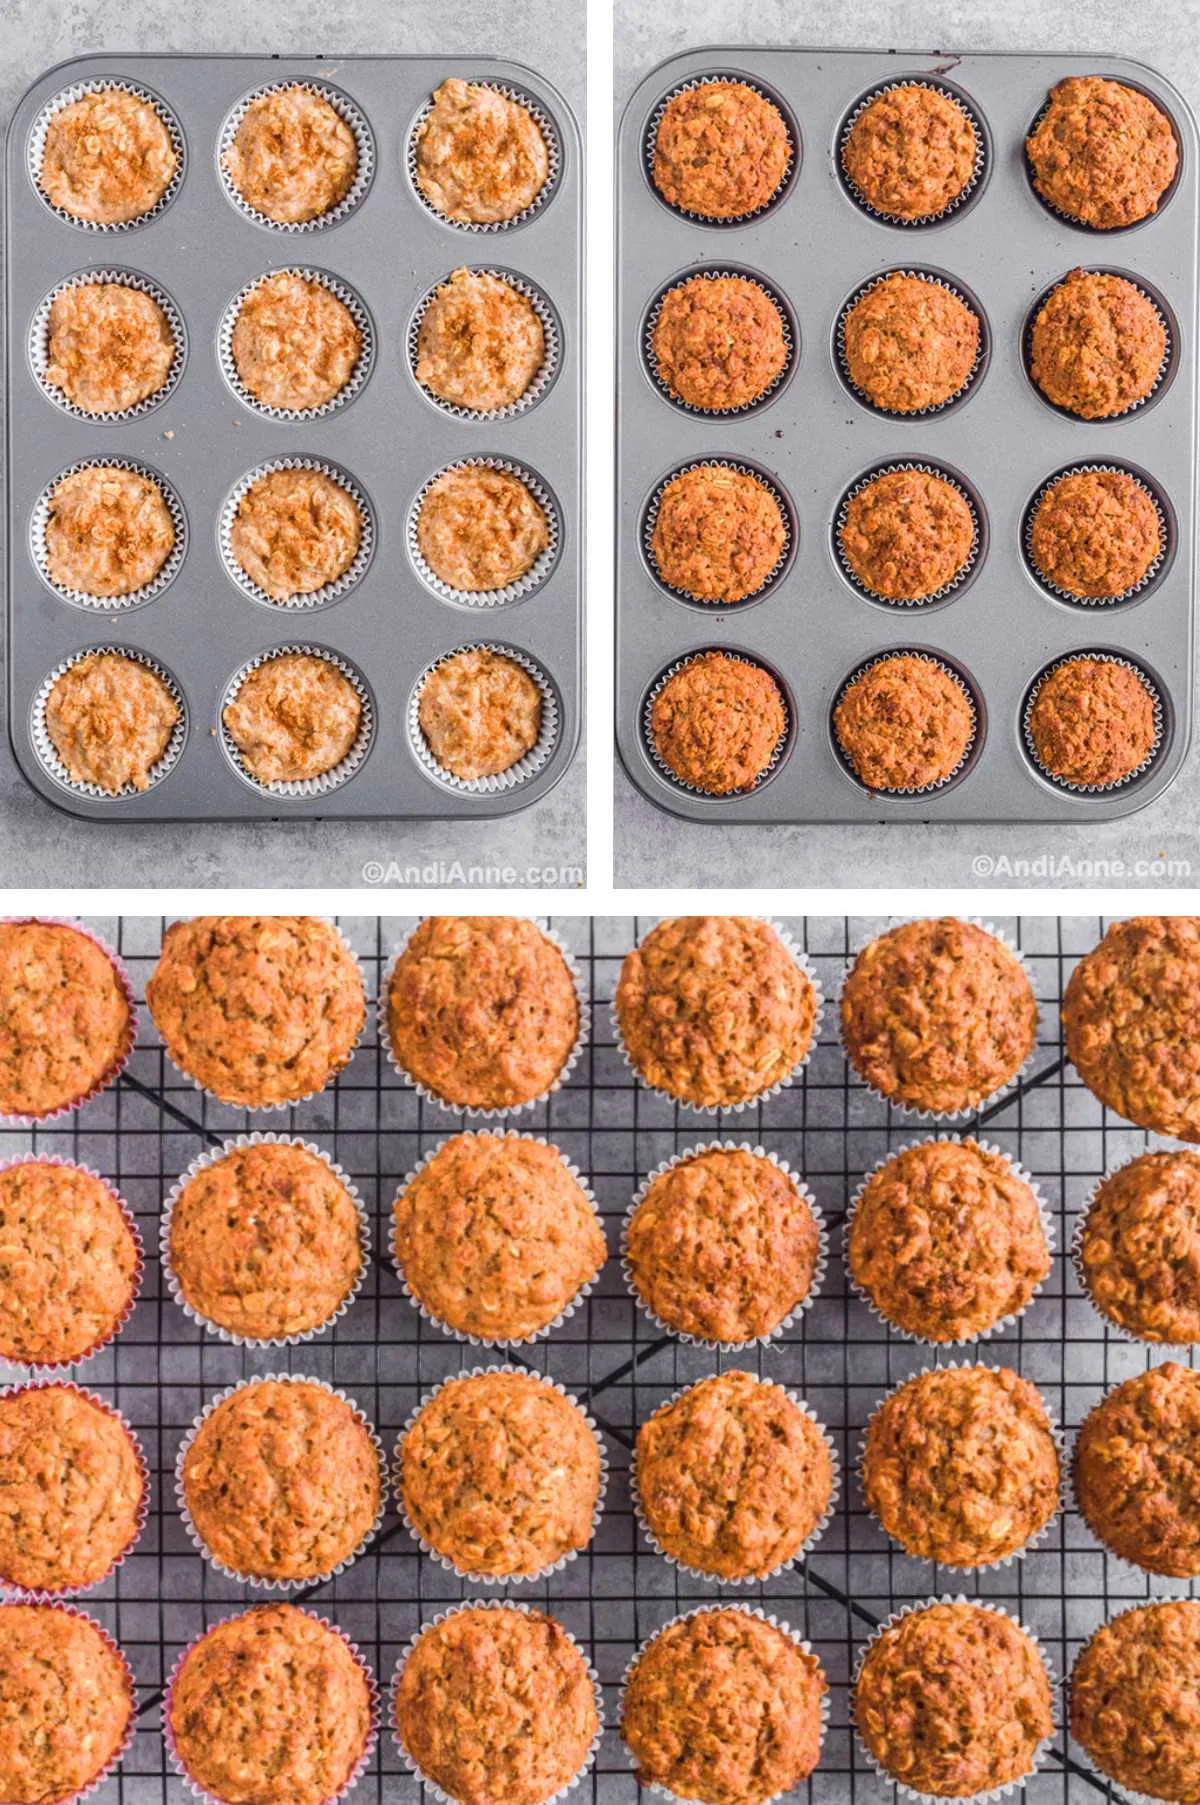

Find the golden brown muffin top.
[
  {"left": 223, "top": 654, "right": 363, "bottom": 788},
  {"left": 39, "top": 86, "right": 177, "bottom": 224},
  {"left": 181, "top": 1377, "right": 381, "bottom": 1582},
  {"left": 229, "top": 466, "right": 363, "bottom": 601},
  {"left": 416, "top": 269, "right": 545, "bottom": 414},
  {"left": 835, "top": 654, "right": 974, "bottom": 794},
  {"left": 635, "top": 1370, "right": 833, "bottom": 1579},
  {"left": 1030, "top": 269, "right": 1166, "bottom": 420},
  {"left": 400, "top": 1370, "right": 601, "bottom": 1577},
  {"left": 854, "top": 1603, "right": 1053, "bottom": 1798},
  {"left": 839, "top": 468, "right": 975, "bottom": 602},
  {"left": 842, "top": 918, "right": 1038, "bottom": 1115},
  {"left": 848, "top": 1139, "right": 1050, "bottom": 1343},
  {"left": 652, "top": 275, "right": 788, "bottom": 412},
  {"left": 415, "top": 79, "right": 550, "bottom": 225},
  {"left": 1074, "top": 1362, "right": 1200, "bottom": 1576},
  {"left": 417, "top": 648, "right": 543, "bottom": 782},
  {"left": 0, "top": 920, "right": 132, "bottom": 1120},
  {"left": 394, "top": 1606, "right": 598, "bottom": 1805},
  {"left": 1080, "top": 1151, "right": 1200, "bottom": 1345},
  {"left": 1028, "top": 657, "right": 1157, "bottom": 790},
  {"left": 231, "top": 272, "right": 363, "bottom": 413},
  {"left": 617, "top": 916, "right": 817, "bottom": 1109},
  {"left": 386, "top": 916, "right": 579, "bottom": 1111},
  {"left": 1063, "top": 917, "right": 1200, "bottom": 1141},
  {"left": 0, "top": 1162, "right": 138, "bottom": 1367},
  {"left": 45, "top": 282, "right": 176, "bottom": 416},
  {"left": 842, "top": 84, "right": 978, "bottom": 220},
  {"left": 653, "top": 81, "right": 791, "bottom": 221},
  {"left": 650, "top": 464, "right": 786, "bottom": 603},
  {"left": 147, "top": 916, "right": 365, "bottom": 1109},
  {"left": 223, "top": 85, "right": 358, "bottom": 224},
  {"left": 169, "top": 1604, "right": 373, "bottom": 1805},
  {"left": 843, "top": 274, "right": 980, "bottom": 414},
  {"left": 1027, "top": 75, "right": 1179, "bottom": 229},
  {"left": 622, "top": 1609, "right": 826, "bottom": 1805},
  {"left": 626, "top": 1146, "right": 820, "bottom": 1343},
  {"left": 45, "top": 651, "right": 180, "bottom": 797},
  {"left": 1070, "top": 1601, "right": 1200, "bottom": 1805},
  {"left": 45, "top": 464, "right": 175, "bottom": 599},
  {"left": 1029, "top": 468, "right": 1162, "bottom": 599},
  {"left": 417, "top": 465, "right": 549, "bottom": 594},
  {"left": 650, "top": 653, "right": 787, "bottom": 797},
  {"left": 0, "top": 1385, "right": 143, "bottom": 1593},
  {"left": 392, "top": 1133, "right": 604, "bottom": 1342},
  {"left": 0, "top": 1603, "right": 134, "bottom": 1805}
]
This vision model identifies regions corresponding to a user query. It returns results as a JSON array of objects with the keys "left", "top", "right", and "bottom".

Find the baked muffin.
[
  {"left": 392, "top": 1133, "right": 604, "bottom": 1342},
  {"left": 622, "top": 1609, "right": 826, "bottom": 1805},
  {"left": 625, "top": 1145, "right": 821, "bottom": 1343},
  {"left": 180, "top": 1377, "right": 381, "bottom": 1582},
  {"left": 1029, "top": 270, "right": 1166, "bottom": 419},
  {"left": 650, "top": 464, "right": 786, "bottom": 603},
  {"left": 1028, "top": 656, "right": 1158, "bottom": 789},
  {"left": 385, "top": 916, "right": 579, "bottom": 1111},
  {"left": 45, "top": 651, "right": 180, "bottom": 796},
  {"left": 842, "top": 918, "right": 1038, "bottom": 1115},
  {"left": 653, "top": 80, "right": 791, "bottom": 221},
  {"left": 842, "top": 84, "right": 979, "bottom": 221},
  {"left": 417, "top": 647, "right": 543, "bottom": 781},
  {"left": 839, "top": 468, "right": 975, "bottom": 602},
  {"left": 649, "top": 652, "right": 786, "bottom": 795},
  {"left": 39, "top": 86, "right": 177, "bottom": 224},
  {"left": 0, "top": 1160, "right": 139, "bottom": 1366},
  {"left": 617, "top": 916, "right": 817, "bottom": 1109},
  {"left": 835, "top": 654, "right": 974, "bottom": 793},
  {"left": 862, "top": 1365, "right": 1060, "bottom": 1566},
  {"left": 0, "top": 1603, "right": 134, "bottom": 1805},
  {"left": 223, "top": 84, "right": 358, "bottom": 224},
  {"left": 223, "top": 653, "right": 363, "bottom": 786},
  {"left": 1028, "top": 468, "right": 1162, "bottom": 599},
  {"left": 854, "top": 1602, "right": 1053, "bottom": 1797},
  {"left": 167, "top": 1139, "right": 363, "bottom": 1342},
  {"left": 1074, "top": 1362, "right": 1200, "bottom": 1576},
  {"left": 842, "top": 273, "right": 980, "bottom": 413},
  {"left": 417, "top": 268, "right": 545, "bottom": 413},
  {"left": 1070, "top": 1601, "right": 1200, "bottom": 1804},
  {"left": 229, "top": 465, "right": 363, "bottom": 601},
  {"left": 848, "top": 1138, "right": 1050, "bottom": 1342},
  {"left": 1078, "top": 1150, "right": 1200, "bottom": 1344},
  {"left": 44, "top": 280, "right": 176, "bottom": 415},
  {"left": 394, "top": 1606, "right": 598, "bottom": 1805},
  {"left": 1063, "top": 917, "right": 1200, "bottom": 1140},
  {"left": 399, "top": 1369, "right": 601, "bottom": 1577},
  {"left": 0, "top": 1384, "right": 143, "bottom": 1592},
  {"left": 0, "top": 920, "right": 133, "bottom": 1120},
  {"left": 231, "top": 271, "right": 363, "bottom": 412},
  {"left": 168, "top": 1604, "right": 374, "bottom": 1805},
  {"left": 417, "top": 464, "right": 549, "bottom": 593},
  {"left": 1027, "top": 75, "right": 1179, "bottom": 230},
  {"left": 147, "top": 915, "right": 365, "bottom": 1109},
  {"left": 44, "top": 463, "right": 175, "bottom": 598},
  {"left": 414, "top": 78, "right": 550, "bottom": 225},
  {"left": 651, "top": 274, "right": 788, "bottom": 412}
]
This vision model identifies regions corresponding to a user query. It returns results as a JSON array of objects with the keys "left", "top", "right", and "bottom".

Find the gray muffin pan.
[
  {"left": 617, "top": 48, "right": 1198, "bottom": 822},
  {"left": 5, "top": 53, "right": 580, "bottom": 819}
]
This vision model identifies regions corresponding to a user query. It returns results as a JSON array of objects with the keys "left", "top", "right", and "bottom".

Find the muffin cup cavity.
[
  {"left": 30, "top": 456, "right": 187, "bottom": 612},
  {"left": 833, "top": 460, "right": 984, "bottom": 609},
  {"left": 642, "top": 265, "right": 797, "bottom": 419},
  {"left": 216, "top": 77, "right": 375, "bottom": 232},
  {"left": 0, "top": 918, "right": 138, "bottom": 1128},
  {"left": 217, "top": 267, "right": 375, "bottom": 422},
  {"left": 620, "top": 1140, "right": 829, "bottom": 1350},
  {"left": 28, "top": 77, "right": 186, "bottom": 231},
  {"left": 1022, "top": 268, "right": 1177, "bottom": 422},
  {"left": 1021, "top": 651, "right": 1166, "bottom": 796},
  {"left": 833, "top": 267, "right": 989, "bottom": 418},
  {"left": 159, "top": 1132, "right": 371, "bottom": 1348},
  {"left": 642, "top": 458, "right": 796, "bottom": 609},
  {"left": 407, "top": 456, "right": 561, "bottom": 606},
  {"left": 406, "top": 80, "right": 563, "bottom": 234},
  {"left": 408, "top": 266, "right": 562, "bottom": 422},
  {"left": 30, "top": 646, "right": 186, "bottom": 806},
  {"left": 1024, "top": 77, "right": 1185, "bottom": 233},
  {"left": 836, "top": 77, "right": 989, "bottom": 227},
  {"left": 1022, "top": 462, "right": 1172, "bottom": 607},
  {"left": 1070, "top": 1168, "right": 1200, "bottom": 1353},
  {"left": 407, "top": 641, "right": 560, "bottom": 796},
  {"left": 218, "top": 456, "right": 375, "bottom": 611},
  {"left": 640, "top": 648, "right": 794, "bottom": 801},
  {"left": 829, "top": 649, "right": 982, "bottom": 798},
  {"left": 643, "top": 71, "right": 800, "bottom": 226},
  {"left": 29, "top": 267, "right": 187, "bottom": 424},
  {"left": 218, "top": 644, "right": 375, "bottom": 802}
]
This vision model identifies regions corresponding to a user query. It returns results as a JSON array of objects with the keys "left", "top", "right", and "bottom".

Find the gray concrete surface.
[
  {"left": 0, "top": 0, "right": 585, "bottom": 889},
  {"left": 615, "top": 0, "right": 1200, "bottom": 889}
]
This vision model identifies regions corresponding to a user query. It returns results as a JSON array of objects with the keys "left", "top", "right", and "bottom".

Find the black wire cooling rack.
[{"left": 1, "top": 914, "right": 1196, "bottom": 1805}]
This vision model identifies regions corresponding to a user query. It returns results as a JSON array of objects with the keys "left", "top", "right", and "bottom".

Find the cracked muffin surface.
[
  {"left": 39, "top": 86, "right": 177, "bottom": 224},
  {"left": 0, "top": 1385, "right": 143, "bottom": 1592},
  {"left": 417, "top": 268, "right": 545, "bottom": 413},
  {"left": 46, "top": 651, "right": 179, "bottom": 796},
  {"left": 650, "top": 464, "right": 786, "bottom": 603},
  {"left": 1070, "top": 1601, "right": 1200, "bottom": 1805},
  {"left": 0, "top": 1603, "right": 133, "bottom": 1805},
  {"left": 651, "top": 274, "right": 788, "bottom": 412},
  {"left": 1074, "top": 1362, "right": 1200, "bottom": 1576},
  {"left": 414, "top": 78, "right": 549, "bottom": 225},
  {"left": 1028, "top": 657, "right": 1157, "bottom": 790},
  {"left": 1027, "top": 75, "right": 1178, "bottom": 229},
  {"left": 0, "top": 1161, "right": 138, "bottom": 1367},
  {"left": 843, "top": 273, "right": 980, "bottom": 413},
  {"left": 223, "top": 653, "right": 363, "bottom": 786},
  {"left": 231, "top": 271, "right": 363, "bottom": 412},
  {"left": 650, "top": 652, "right": 786, "bottom": 796},
  {"left": 44, "top": 281, "right": 176, "bottom": 415},
  {"left": 835, "top": 654, "right": 974, "bottom": 793},
  {"left": 1029, "top": 269, "right": 1166, "bottom": 420},
  {"left": 653, "top": 81, "right": 791, "bottom": 221},
  {"left": 842, "top": 84, "right": 978, "bottom": 220},
  {"left": 44, "top": 463, "right": 175, "bottom": 598},
  {"left": 418, "top": 647, "right": 543, "bottom": 781},
  {"left": 417, "top": 465, "right": 548, "bottom": 593},
  {"left": 839, "top": 468, "right": 974, "bottom": 602},
  {"left": 0, "top": 920, "right": 132, "bottom": 1120},
  {"left": 1079, "top": 1150, "right": 1200, "bottom": 1344},
  {"left": 229, "top": 466, "right": 362, "bottom": 601},
  {"left": 1029, "top": 468, "right": 1162, "bottom": 599},
  {"left": 223, "top": 84, "right": 358, "bottom": 223}
]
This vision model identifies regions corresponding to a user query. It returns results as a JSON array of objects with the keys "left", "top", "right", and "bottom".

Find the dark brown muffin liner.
[
  {"left": 831, "top": 648, "right": 980, "bottom": 797},
  {"left": 643, "top": 71, "right": 798, "bottom": 227},
  {"left": 219, "top": 455, "right": 375, "bottom": 610},
  {"left": 1022, "top": 462, "right": 1171, "bottom": 606},
  {"left": 0, "top": 1600, "right": 137, "bottom": 1804},
  {"left": 28, "top": 76, "right": 185, "bottom": 231},
  {"left": 643, "top": 458, "right": 794, "bottom": 608},
  {"left": 1022, "top": 269, "right": 1176, "bottom": 422},
  {"left": 219, "top": 642, "right": 374, "bottom": 801},
  {"left": 837, "top": 78, "right": 988, "bottom": 227},
  {"left": 218, "top": 267, "right": 375, "bottom": 422},
  {"left": 408, "top": 266, "right": 561, "bottom": 422},
  {"left": 161, "top": 1132, "right": 370, "bottom": 1348},
  {"left": 0, "top": 917, "right": 137, "bottom": 1127},
  {"left": 30, "top": 266, "right": 186, "bottom": 423},
  {"left": 30, "top": 456, "right": 186, "bottom": 613},
  {"left": 217, "top": 78, "right": 375, "bottom": 232},
  {"left": 1071, "top": 1160, "right": 1200, "bottom": 1350},
  {"left": 31, "top": 645, "right": 187, "bottom": 803},
  {"left": 408, "top": 457, "right": 559, "bottom": 606},
  {"left": 408, "top": 640, "right": 559, "bottom": 796},
  {"left": 642, "top": 266, "right": 796, "bottom": 418},
  {"left": 394, "top": 1365, "right": 608, "bottom": 1582},
  {"left": 406, "top": 80, "right": 562, "bottom": 233},
  {"left": 641, "top": 648, "right": 793, "bottom": 800},
  {"left": 1021, "top": 650, "right": 1165, "bottom": 796},
  {"left": 833, "top": 460, "right": 983, "bottom": 607},
  {"left": 1024, "top": 81, "right": 1184, "bottom": 233},
  {"left": 834, "top": 267, "right": 988, "bottom": 418}
]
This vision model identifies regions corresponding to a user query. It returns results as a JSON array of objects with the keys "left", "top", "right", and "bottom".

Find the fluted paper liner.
[
  {"left": 407, "top": 80, "right": 562, "bottom": 233},
  {"left": 32, "top": 645, "right": 187, "bottom": 802},
  {"left": 30, "top": 456, "right": 187, "bottom": 611},
  {"left": 408, "top": 640, "right": 560, "bottom": 795},
  {"left": 30, "top": 267, "right": 186, "bottom": 422},
  {"left": 28, "top": 76, "right": 185, "bottom": 231},
  {"left": 1022, "top": 651, "right": 1165, "bottom": 795},
  {"left": 0, "top": 917, "right": 137, "bottom": 1125},
  {"left": 218, "top": 456, "right": 375, "bottom": 610},
  {"left": 217, "top": 78, "right": 375, "bottom": 232},
  {"left": 407, "top": 456, "right": 560, "bottom": 606},
  {"left": 838, "top": 79, "right": 988, "bottom": 226},
  {"left": 644, "top": 71, "right": 798, "bottom": 226},
  {"left": 219, "top": 643, "right": 375, "bottom": 800},
  {"left": 409, "top": 266, "right": 561, "bottom": 421},
  {"left": 218, "top": 267, "right": 375, "bottom": 421}
]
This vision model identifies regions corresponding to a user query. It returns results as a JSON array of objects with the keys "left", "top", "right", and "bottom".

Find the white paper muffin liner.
[
  {"left": 174, "top": 1372, "right": 386, "bottom": 1590},
  {"left": 835, "top": 268, "right": 988, "bottom": 417},
  {"left": 408, "top": 640, "right": 560, "bottom": 796},
  {"left": 1024, "top": 269, "right": 1176, "bottom": 421},
  {"left": 612, "top": 917, "right": 824, "bottom": 1115},
  {"left": 1024, "top": 82, "right": 1184, "bottom": 233},
  {"left": 217, "top": 77, "right": 375, "bottom": 232},
  {"left": 407, "top": 80, "right": 562, "bottom": 233},
  {"left": 617, "top": 1604, "right": 831, "bottom": 1805},
  {"left": 844, "top": 1134, "right": 1055, "bottom": 1346},
  {"left": 30, "top": 266, "right": 186, "bottom": 423},
  {"left": 643, "top": 458, "right": 794, "bottom": 607},
  {"left": 1065, "top": 1600, "right": 1200, "bottom": 1805},
  {"left": 163, "top": 1604, "right": 380, "bottom": 1805},
  {"left": 1071, "top": 1155, "right": 1200, "bottom": 1350},
  {"left": 643, "top": 266, "right": 796, "bottom": 418},
  {"left": 621, "top": 1140, "right": 828, "bottom": 1350},
  {"left": 379, "top": 918, "right": 589, "bottom": 1120},
  {"left": 394, "top": 1364, "right": 608, "bottom": 1582},
  {"left": 388, "top": 1129, "right": 603, "bottom": 1346},
  {"left": 643, "top": 71, "right": 798, "bottom": 226},
  {"left": 219, "top": 455, "right": 375, "bottom": 610},
  {"left": 834, "top": 460, "right": 983, "bottom": 607},
  {"left": 1022, "top": 651, "right": 1166, "bottom": 795},
  {"left": 850, "top": 1595, "right": 1058, "bottom": 1805},
  {"left": 389, "top": 1599, "right": 603, "bottom": 1805},
  {"left": 831, "top": 649, "right": 980, "bottom": 797},
  {"left": 160, "top": 1132, "right": 370, "bottom": 1348},
  {"left": 641, "top": 648, "right": 793, "bottom": 800},
  {"left": 838, "top": 79, "right": 988, "bottom": 226},
  {"left": 0, "top": 916, "right": 138, "bottom": 1126},
  {"left": 31, "top": 644, "right": 187, "bottom": 803},
  {"left": 1022, "top": 462, "right": 1170, "bottom": 606},
  {"left": 30, "top": 456, "right": 187, "bottom": 611},
  {"left": 630, "top": 1371, "right": 840, "bottom": 1584},
  {"left": 0, "top": 1599, "right": 138, "bottom": 1804},
  {"left": 219, "top": 642, "right": 375, "bottom": 800},
  {"left": 407, "top": 456, "right": 560, "bottom": 606},
  {"left": 218, "top": 267, "right": 375, "bottom": 421},
  {"left": 409, "top": 266, "right": 561, "bottom": 421},
  {"left": 28, "top": 76, "right": 185, "bottom": 231}
]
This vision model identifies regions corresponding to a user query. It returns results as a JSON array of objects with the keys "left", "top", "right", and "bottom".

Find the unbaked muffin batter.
[
  {"left": 223, "top": 652, "right": 362, "bottom": 785},
  {"left": 44, "top": 464, "right": 175, "bottom": 598},
  {"left": 231, "top": 271, "right": 363, "bottom": 412},
  {"left": 418, "top": 646, "right": 542, "bottom": 779},
  {"left": 230, "top": 466, "right": 362, "bottom": 601},
  {"left": 223, "top": 84, "right": 358, "bottom": 223},
  {"left": 39, "top": 86, "right": 177, "bottom": 224},
  {"left": 416, "top": 268, "right": 545, "bottom": 412},
  {"left": 44, "top": 281, "right": 177, "bottom": 415},
  {"left": 45, "top": 651, "right": 179, "bottom": 795},
  {"left": 415, "top": 78, "right": 550, "bottom": 224},
  {"left": 416, "top": 464, "right": 548, "bottom": 592}
]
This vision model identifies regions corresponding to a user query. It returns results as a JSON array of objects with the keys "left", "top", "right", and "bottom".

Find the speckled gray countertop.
[
  {"left": 615, "top": 0, "right": 1200, "bottom": 889},
  {"left": 0, "top": 0, "right": 585, "bottom": 889}
]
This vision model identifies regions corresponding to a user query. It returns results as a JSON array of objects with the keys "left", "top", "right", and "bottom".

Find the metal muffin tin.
[
  {"left": 5, "top": 53, "right": 581, "bottom": 820},
  {"left": 617, "top": 48, "right": 1198, "bottom": 823}
]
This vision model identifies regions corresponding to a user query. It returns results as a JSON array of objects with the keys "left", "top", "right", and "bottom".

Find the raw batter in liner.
[
  {"left": 44, "top": 651, "right": 179, "bottom": 794},
  {"left": 39, "top": 86, "right": 177, "bottom": 224},
  {"left": 44, "top": 282, "right": 177, "bottom": 415},
  {"left": 231, "top": 272, "right": 363, "bottom": 412},
  {"left": 416, "top": 465, "right": 548, "bottom": 592},
  {"left": 416, "top": 268, "right": 544, "bottom": 413},
  {"left": 229, "top": 467, "right": 362, "bottom": 601},
  {"left": 418, "top": 647, "right": 543, "bottom": 779},
  {"left": 44, "top": 464, "right": 175, "bottom": 598},
  {"left": 223, "top": 84, "right": 358, "bottom": 224},
  {"left": 223, "top": 652, "right": 362, "bottom": 785},
  {"left": 414, "top": 78, "right": 549, "bottom": 224}
]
